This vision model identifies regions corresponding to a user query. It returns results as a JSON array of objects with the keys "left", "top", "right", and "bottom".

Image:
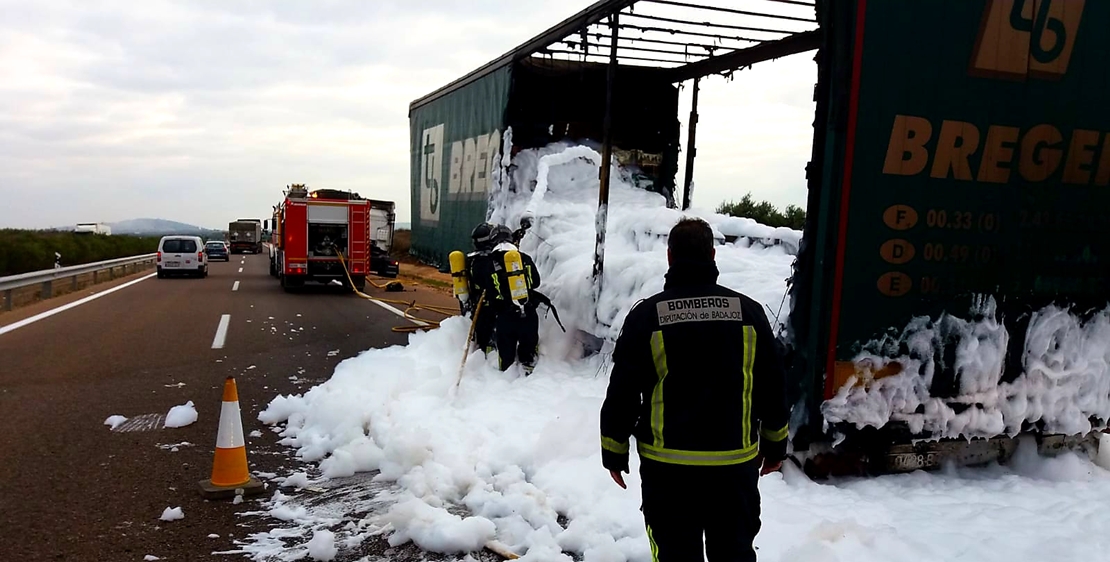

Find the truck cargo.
[
  {"left": 228, "top": 219, "right": 262, "bottom": 254},
  {"left": 411, "top": 0, "right": 1110, "bottom": 474},
  {"left": 268, "top": 184, "right": 374, "bottom": 291}
]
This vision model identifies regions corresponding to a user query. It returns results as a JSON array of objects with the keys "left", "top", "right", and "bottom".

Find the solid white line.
[
  {"left": 232, "top": 281, "right": 240, "bottom": 292},
  {"left": 238, "top": 267, "right": 243, "bottom": 273},
  {"left": 0, "top": 273, "right": 157, "bottom": 337},
  {"left": 212, "top": 314, "right": 231, "bottom": 349},
  {"left": 367, "top": 299, "right": 429, "bottom": 327}
]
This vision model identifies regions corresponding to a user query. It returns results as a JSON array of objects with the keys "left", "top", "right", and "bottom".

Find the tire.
[
  {"left": 157, "top": 269, "right": 165, "bottom": 279},
  {"left": 352, "top": 276, "right": 366, "bottom": 293}
]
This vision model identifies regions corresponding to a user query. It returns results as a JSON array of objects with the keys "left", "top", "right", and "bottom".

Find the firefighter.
[
  {"left": 486, "top": 224, "right": 542, "bottom": 373},
  {"left": 599, "top": 218, "right": 789, "bottom": 562},
  {"left": 464, "top": 222, "right": 500, "bottom": 354}
]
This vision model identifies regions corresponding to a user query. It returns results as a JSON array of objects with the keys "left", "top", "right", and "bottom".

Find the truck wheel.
[{"left": 352, "top": 276, "right": 366, "bottom": 293}]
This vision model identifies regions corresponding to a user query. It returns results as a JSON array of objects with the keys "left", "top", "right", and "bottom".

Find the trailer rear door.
[{"left": 283, "top": 202, "right": 308, "bottom": 266}]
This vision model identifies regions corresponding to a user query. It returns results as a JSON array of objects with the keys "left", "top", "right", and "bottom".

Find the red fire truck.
[{"left": 268, "top": 184, "right": 371, "bottom": 292}]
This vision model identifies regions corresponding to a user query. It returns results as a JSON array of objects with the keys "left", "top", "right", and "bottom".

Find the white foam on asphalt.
[
  {"left": 212, "top": 314, "right": 231, "bottom": 349},
  {"left": 0, "top": 272, "right": 157, "bottom": 337}
]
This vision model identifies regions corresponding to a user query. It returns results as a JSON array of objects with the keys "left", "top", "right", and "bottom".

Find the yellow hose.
[{"left": 334, "top": 249, "right": 458, "bottom": 333}]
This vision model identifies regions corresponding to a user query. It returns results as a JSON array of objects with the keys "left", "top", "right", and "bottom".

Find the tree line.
[
  {"left": 0, "top": 230, "right": 164, "bottom": 276},
  {"left": 716, "top": 193, "right": 806, "bottom": 231}
]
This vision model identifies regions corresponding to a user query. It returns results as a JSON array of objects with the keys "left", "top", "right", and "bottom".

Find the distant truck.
[
  {"left": 228, "top": 219, "right": 262, "bottom": 254},
  {"left": 74, "top": 223, "right": 111, "bottom": 235},
  {"left": 269, "top": 185, "right": 376, "bottom": 291}
]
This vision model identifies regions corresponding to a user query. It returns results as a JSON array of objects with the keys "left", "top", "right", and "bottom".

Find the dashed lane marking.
[
  {"left": 232, "top": 281, "right": 240, "bottom": 291},
  {"left": 212, "top": 314, "right": 231, "bottom": 349},
  {"left": 238, "top": 267, "right": 243, "bottom": 273}
]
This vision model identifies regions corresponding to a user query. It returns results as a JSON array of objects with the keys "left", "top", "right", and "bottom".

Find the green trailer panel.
[
  {"left": 409, "top": 66, "right": 512, "bottom": 266},
  {"left": 792, "top": 0, "right": 1110, "bottom": 431}
]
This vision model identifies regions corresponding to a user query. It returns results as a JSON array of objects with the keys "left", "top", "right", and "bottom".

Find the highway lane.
[{"left": 0, "top": 253, "right": 456, "bottom": 561}]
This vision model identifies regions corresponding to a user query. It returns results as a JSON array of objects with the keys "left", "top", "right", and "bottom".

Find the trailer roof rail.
[{"left": 409, "top": 0, "right": 819, "bottom": 112}]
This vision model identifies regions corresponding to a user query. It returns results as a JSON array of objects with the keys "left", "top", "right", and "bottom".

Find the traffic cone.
[{"left": 198, "top": 377, "right": 265, "bottom": 500}]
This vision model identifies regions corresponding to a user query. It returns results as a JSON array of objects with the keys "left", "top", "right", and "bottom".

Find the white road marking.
[
  {"left": 367, "top": 299, "right": 429, "bottom": 327},
  {"left": 238, "top": 267, "right": 243, "bottom": 273},
  {"left": 0, "top": 272, "right": 157, "bottom": 337},
  {"left": 232, "top": 281, "right": 240, "bottom": 292},
  {"left": 212, "top": 314, "right": 231, "bottom": 349},
  {"left": 112, "top": 413, "right": 166, "bottom": 433}
]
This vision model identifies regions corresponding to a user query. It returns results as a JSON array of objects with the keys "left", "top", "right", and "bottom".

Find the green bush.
[
  {"left": 0, "top": 230, "right": 164, "bottom": 276},
  {"left": 716, "top": 193, "right": 806, "bottom": 230}
]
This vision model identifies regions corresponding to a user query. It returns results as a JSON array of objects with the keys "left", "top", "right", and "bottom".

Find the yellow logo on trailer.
[{"left": 970, "top": 0, "right": 1084, "bottom": 81}]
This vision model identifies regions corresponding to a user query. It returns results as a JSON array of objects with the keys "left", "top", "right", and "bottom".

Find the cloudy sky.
[{"left": 0, "top": 0, "right": 816, "bottom": 230}]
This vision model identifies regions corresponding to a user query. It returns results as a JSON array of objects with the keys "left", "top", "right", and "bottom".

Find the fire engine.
[{"left": 268, "top": 184, "right": 373, "bottom": 292}]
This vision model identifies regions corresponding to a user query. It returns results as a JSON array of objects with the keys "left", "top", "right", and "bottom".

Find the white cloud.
[{"left": 0, "top": 0, "right": 814, "bottom": 230}]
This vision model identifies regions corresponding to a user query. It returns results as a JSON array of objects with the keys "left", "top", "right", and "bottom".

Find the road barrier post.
[
  {"left": 41, "top": 280, "right": 52, "bottom": 300},
  {"left": 3, "top": 289, "right": 11, "bottom": 312}
]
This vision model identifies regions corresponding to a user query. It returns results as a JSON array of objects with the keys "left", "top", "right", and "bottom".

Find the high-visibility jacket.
[{"left": 600, "top": 260, "right": 789, "bottom": 472}]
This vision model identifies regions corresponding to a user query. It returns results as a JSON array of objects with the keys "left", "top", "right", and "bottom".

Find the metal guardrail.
[{"left": 1, "top": 253, "right": 158, "bottom": 311}]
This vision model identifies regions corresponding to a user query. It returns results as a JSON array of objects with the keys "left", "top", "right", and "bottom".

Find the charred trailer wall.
[
  {"left": 409, "top": 57, "right": 682, "bottom": 267},
  {"left": 506, "top": 59, "right": 681, "bottom": 206}
]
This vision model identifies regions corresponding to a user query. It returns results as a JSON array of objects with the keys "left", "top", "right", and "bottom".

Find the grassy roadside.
[{"left": 389, "top": 229, "right": 454, "bottom": 295}]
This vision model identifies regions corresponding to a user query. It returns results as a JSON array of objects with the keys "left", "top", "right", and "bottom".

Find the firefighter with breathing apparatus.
[
  {"left": 450, "top": 223, "right": 499, "bottom": 354},
  {"left": 487, "top": 224, "right": 543, "bottom": 373}
]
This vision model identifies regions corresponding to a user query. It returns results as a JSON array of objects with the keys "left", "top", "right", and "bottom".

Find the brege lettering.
[
  {"left": 657, "top": 297, "right": 743, "bottom": 326},
  {"left": 882, "top": 114, "right": 1110, "bottom": 186}
]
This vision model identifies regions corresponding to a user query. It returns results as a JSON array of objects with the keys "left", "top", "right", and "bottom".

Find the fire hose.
[{"left": 334, "top": 248, "right": 458, "bottom": 334}]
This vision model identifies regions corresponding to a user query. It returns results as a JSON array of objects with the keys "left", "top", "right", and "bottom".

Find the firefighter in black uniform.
[
  {"left": 477, "top": 224, "right": 541, "bottom": 373},
  {"left": 599, "top": 218, "right": 789, "bottom": 562},
  {"left": 465, "top": 223, "right": 499, "bottom": 354}
]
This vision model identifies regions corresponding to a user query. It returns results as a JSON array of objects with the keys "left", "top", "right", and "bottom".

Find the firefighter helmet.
[
  {"left": 471, "top": 222, "right": 496, "bottom": 252},
  {"left": 490, "top": 224, "right": 512, "bottom": 245}
]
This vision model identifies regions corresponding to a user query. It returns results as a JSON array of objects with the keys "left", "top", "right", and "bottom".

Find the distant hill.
[{"left": 107, "top": 218, "right": 223, "bottom": 237}]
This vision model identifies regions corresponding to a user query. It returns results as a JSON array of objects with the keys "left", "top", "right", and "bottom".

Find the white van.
[{"left": 157, "top": 235, "right": 208, "bottom": 278}]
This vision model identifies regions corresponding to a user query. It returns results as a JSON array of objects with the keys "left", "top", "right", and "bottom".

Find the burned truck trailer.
[
  {"left": 409, "top": 0, "right": 1110, "bottom": 474},
  {"left": 409, "top": 51, "right": 680, "bottom": 267}
]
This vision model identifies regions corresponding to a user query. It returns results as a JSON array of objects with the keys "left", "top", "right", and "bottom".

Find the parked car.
[
  {"left": 157, "top": 236, "right": 208, "bottom": 278},
  {"left": 370, "top": 243, "right": 399, "bottom": 278},
  {"left": 205, "top": 240, "right": 230, "bottom": 261}
]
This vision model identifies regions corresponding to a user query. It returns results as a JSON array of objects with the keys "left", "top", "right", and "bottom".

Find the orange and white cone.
[{"left": 198, "top": 376, "right": 265, "bottom": 499}]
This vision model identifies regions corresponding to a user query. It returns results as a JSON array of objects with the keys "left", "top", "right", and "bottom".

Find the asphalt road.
[{"left": 0, "top": 253, "right": 459, "bottom": 561}]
